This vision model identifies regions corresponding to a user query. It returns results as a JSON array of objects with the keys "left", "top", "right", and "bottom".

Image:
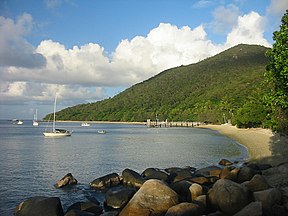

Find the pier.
[{"left": 146, "top": 119, "right": 202, "bottom": 128}]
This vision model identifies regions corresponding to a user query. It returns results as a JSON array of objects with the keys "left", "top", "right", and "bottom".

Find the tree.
[
  {"left": 234, "top": 89, "right": 267, "bottom": 128},
  {"left": 264, "top": 10, "right": 288, "bottom": 134}
]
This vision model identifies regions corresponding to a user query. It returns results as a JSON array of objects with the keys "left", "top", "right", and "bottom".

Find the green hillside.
[{"left": 48, "top": 44, "right": 269, "bottom": 124}]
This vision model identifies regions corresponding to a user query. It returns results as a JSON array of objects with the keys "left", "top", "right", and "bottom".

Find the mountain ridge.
[{"left": 47, "top": 44, "right": 269, "bottom": 123}]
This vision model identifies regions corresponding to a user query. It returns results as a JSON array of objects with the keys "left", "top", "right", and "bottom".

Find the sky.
[{"left": 0, "top": 0, "right": 287, "bottom": 120}]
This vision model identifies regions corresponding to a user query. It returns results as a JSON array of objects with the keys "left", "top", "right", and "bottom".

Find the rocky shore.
[{"left": 15, "top": 157, "right": 288, "bottom": 216}]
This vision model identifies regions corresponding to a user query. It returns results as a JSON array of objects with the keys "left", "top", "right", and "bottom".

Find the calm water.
[{"left": 0, "top": 120, "right": 248, "bottom": 215}]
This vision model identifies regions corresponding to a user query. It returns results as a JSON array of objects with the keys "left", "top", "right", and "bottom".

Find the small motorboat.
[
  {"left": 81, "top": 122, "right": 90, "bottom": 127},
  {"left": 97, "top": 130, "right": 106, "bottom": 134}
]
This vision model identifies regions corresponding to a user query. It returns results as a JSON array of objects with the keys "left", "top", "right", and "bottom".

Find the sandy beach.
[{"left": 198, "top": 124, "right": 288, "bottom": 165}]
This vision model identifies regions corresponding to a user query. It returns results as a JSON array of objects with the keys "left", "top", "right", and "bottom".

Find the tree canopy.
[{"left": 264, "top": 9, "right": 288, "bottom": 134}]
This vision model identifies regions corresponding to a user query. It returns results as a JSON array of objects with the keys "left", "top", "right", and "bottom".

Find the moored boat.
[
  {"left": 43, "top": 94, "right": 72, "bottom": 137},
  {"left": 81, "top": 122, "right": 90, "bottom": 127}
]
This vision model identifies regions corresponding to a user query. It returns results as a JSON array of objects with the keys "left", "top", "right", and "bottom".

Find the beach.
[{"left": 198, "top": 124, "right": 288, "bottom": 165}]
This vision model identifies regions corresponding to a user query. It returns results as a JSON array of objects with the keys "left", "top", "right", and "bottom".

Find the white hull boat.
[{"left": 43, "top": 94, "right": 72, "bottom": 137}]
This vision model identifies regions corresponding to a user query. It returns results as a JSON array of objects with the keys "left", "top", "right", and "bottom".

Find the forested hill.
[{"left": 49, "top": 44, "right": 269, "bottom": 124}]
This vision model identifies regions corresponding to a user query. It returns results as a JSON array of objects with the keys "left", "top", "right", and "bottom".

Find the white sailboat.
[
  {"left": 43, "top": 95, "right": 72, "bottom": 137},
  {"left": 33, "top": 109, "right": 39, "bottom": 126},
  {"left": 17, "top": 120, "right": 24, "bottom": 125}
]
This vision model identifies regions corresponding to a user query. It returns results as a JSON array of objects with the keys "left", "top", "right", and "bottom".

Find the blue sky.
[{"left": 0, "top": 0, "right": 287, "bottom": 119}]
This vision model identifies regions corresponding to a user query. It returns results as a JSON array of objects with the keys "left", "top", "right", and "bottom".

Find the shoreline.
[{"left": 197, "top": 124, "right": 274, "bottom": 163}]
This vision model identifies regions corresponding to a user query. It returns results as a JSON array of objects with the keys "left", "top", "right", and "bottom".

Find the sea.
[{"left": 0, "top": 120, "right": 248, "bottom": 215}]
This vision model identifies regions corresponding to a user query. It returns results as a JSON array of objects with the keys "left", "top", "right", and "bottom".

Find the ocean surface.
[{"left": 0, "top": 120, "right": 248, "bottom": 215}]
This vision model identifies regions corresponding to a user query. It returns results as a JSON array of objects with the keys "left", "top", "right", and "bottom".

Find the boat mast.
[{"left": 53, "top": 94, "right": 57, "bottom": 132}]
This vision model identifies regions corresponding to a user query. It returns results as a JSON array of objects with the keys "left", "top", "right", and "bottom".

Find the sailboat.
[
  {"left": 43, "top": 94, "right": 72, "bottom": 137},
  {"left": 33, "top": 109, "right": 39, "bottom": 126}
]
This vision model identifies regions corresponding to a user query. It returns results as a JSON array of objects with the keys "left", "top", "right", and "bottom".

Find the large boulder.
[
  {"left": 219, "top": 166, "right": 239, "bottom": 181},
  {"left": 90, "top": 173, "right": 121, "bottom": 190},
  {"left": 66, "top": 201, "right": 103, "bottom": 215},
  {"left": 141, "top": 168, "right": 169, "bottom": 182},
  {"left": 237, "top": 166, "right": 258, "bottom": 183},
  {"left": 170, "top": 180, "right": 192, "bottom": 201},
  {"left": 122, "top": 168, "right": 145, "bottom": 188},
  {"left": 243, "top": 174, "right": 270, "bottom": 192},
  {"left": 105, "top": 186, "right": 136, "bottom": 209},
  {"left": 54, "top": 173, "right": 78, "bottom": 188},
  {"left": 253, "top": 188, "right": 282, "bottom": 214},
  {"left": 208, "top": 179, "right": 250, "bottom": 215},
  {"left": 165, "top": 202, "right": 202, "bottom": 216},
  {"left": 195, "top": 166, "right": 222, "bottom": 178},
  {"left": 119, "top": 179, "right": 179, "bottom": 216},
  {"left": 233, "top": 201, "right": 262, "bottom": 216},
  {"left": 262, "top": 162, "right": 288, "bottom": 188},
  {"left": 64, "top": 209, "right": 95, "bottom": 216},
  {"left": 189, "top": 183, "right": 203, "bottom": 201},
  {"left": 165, "top": 167, "right": 194, "bottom": 183},
  {"left": 15, "top": 196, "right": 64, "bottom": 216}
]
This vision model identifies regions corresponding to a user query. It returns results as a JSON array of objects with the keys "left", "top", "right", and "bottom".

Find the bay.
[{"left": 0, "top": 120, "right": 248, "bottom": 215}]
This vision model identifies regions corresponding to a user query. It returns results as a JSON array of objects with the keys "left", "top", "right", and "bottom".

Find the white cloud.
[
  {"left": 211, "top": 4, "right": 240, "bottom": 34},
  {"left": 192, "top": 0, "right": 214, "bottom": 9},
  {"left": 0, "top": 11, "right": 272, "bottom": 116},
  {"left": 267, "top": 0, "right": 288, "bottom": 16},
  {"left": 0, "top": 14, "right": 46, "bottom": 68},
  {"left": 226, "top": 12, "right": 271, "bottom": 47}
]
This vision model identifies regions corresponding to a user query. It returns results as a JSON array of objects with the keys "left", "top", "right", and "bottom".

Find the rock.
[
  {"left": 190, "top": 176, "right": 211, "bottom": 185},
  {"left": 99, "top": 211, "right": 119, "bottom": 216},
  {"left": 219, "top": 166, "right": 239, "bottom": 181},
  {"left": 247, "top": 163, "right": 272, "bottom": 171},
  {"left": 195, "top": 166, "right": 222, "bottom": 178},
  {"left": 189, "top": 183, "right": 203, "bottom": 201},
  {"left": 280, "top": 186, "right": 288, "bottom": 212},
  {"left": 165, "top": 202, "right": 202, "bottom": 216},
  {"left": 262, "top": 163, "right": 288, "bottom": 188},
  {"left": 206, "top": 211, "right": 223, "bottom": 216},
  {"left": 54, "top": 173, "right": 78, "bottom": 188},
  {"left": 90, "top": 173, "right": 121, "bottom": 190},
  {"left": 104, "top": 186, "right": 136, "bottom": 209},
  {"left": 208, "top": 179, "right": 250, "bottom": 215},
  {"left": 170, "top": 180, "right": 192, "bottom": 201},
  {"left": 119, "top": 179, "right": 179, "bottom": 216},
  {"left": 237, "top": 166, "right": 257, "bottom": 183},
  {"left": 233, "top": 201, "right": 262, "bottom": 216},
  {"left": 218, "top": 159, "right": 233, "bottom": 166},
  {"left": 243, "top": 174, "right": 270, "bottom": 192},
  {"left": 253, "top": 188, "right": 282, "bottom": 214},
  {"left": 122, "top": 168, "right": 145, "bottom": 188},
  {"left": 141, "top": 168, "right": 169, "bottom": 182},
  {"left": 194, "top": 195, "right": 207, "bottom": 210},
  {"left": 15, "top": 196, "right": 64, "bottom": 216},
  {"left": 66, "top": 201, "right": 103, "bottom": 215},
  {"left": 165, "top": 167, "right": 194, "bottom": 182},
  {"left": 64, "top": 209, "right": 95, "bottom": 216}
]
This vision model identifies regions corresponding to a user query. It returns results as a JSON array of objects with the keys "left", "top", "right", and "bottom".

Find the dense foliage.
[
  {"left": 45, "top": 44, "right": 269, "bottom": 126},
  {"left": 264, "top": 10, "right": 288, "bottom": 134}
]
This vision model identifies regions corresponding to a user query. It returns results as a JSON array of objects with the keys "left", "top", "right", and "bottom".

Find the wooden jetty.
[{"left": 146, "top": 119, "right": 202, "bottom": 128}]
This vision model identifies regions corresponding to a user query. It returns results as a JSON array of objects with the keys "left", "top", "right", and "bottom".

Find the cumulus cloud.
[
  {"left": 226, "top": 12, "right": 271, "bottom": 47},
  {"left": 266, "top": 0, "right": 288, "bottom": 16},
  {"left": 0, "top": 11, "right": 272, "bottom": 114},
  {"left": 211, "top": 4, "right": 241, "bottom": 34},
  {"left": 0, "top": 14, "right": 46, "bottom": 68}
]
